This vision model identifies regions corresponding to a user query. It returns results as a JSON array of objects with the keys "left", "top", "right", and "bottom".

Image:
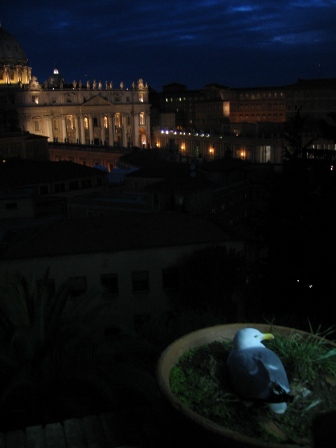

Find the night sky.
[{"left": 1, "top": 1, "right": 336, "bottom": 92}]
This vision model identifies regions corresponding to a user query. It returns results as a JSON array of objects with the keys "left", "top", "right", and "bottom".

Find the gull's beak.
[{"left": 262, "top": 333, "right": 275, "bottom": 341}]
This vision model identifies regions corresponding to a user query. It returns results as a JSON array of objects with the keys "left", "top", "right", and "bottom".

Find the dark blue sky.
[{"left": 2, "top": 0, "right": 336, "bottom": 91}]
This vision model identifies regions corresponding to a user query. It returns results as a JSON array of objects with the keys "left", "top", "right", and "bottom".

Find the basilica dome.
[
  {"left": 0, "top": 25, "right": 27, "bottom": 66},
  {"left": 47, "top": 67, "right": 66, "bottom": 89}
]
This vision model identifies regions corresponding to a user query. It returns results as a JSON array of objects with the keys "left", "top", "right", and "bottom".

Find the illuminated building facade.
[{"left": 0, "top": 25, "right": 151, "bottom": 148}]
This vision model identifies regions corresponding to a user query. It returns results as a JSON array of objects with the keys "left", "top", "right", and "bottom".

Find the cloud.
[{"left": 1, "top": 0, "right": 336, "bottom": 89}]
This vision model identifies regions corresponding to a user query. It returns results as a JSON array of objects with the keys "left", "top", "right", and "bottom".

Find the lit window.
[
  {"left": 115, "top": 113, "right": 121, "bottom": 127},
  {"left": 139, "top": 112, "right": 145, "bottom": 126},
  {"left": 66, "top": 115, "right": 73, "bottom": 129},
  {"left": 104, "top": 116, "right": 108, "bottom": 128},
  {"left": 84, "top": 117, "right": 88, "bottom": 129},
  {"left": 139, "top": 93, "right": 144, "bottom": 102}
]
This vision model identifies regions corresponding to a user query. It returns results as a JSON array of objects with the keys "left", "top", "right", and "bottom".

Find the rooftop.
[
  {"left": 0, "top": 158, "right": 106, "bottom": 188},
  {"left": 0, "top": 212, "right": 230, "bottom": 260}
]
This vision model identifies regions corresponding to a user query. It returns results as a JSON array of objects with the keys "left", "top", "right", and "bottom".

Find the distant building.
[
  {"left": 0, "top": 158, "right": 108, "bottom": 219},
  {"left": 0, "top": 213, "right": 242, "bottom": 322},
  {"left": 152, "top": 79, "right": 336, "bottom": 134},
  {"left": 0, "top": 131, "right": 49, "bottom": 159},
  {"left": 0, "top": 25, "right": 151, "bottom": 148}
]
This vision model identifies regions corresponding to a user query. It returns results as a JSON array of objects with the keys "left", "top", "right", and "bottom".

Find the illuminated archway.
[{"left": 139, "top": 127, "right": 146, "bottom": 147}]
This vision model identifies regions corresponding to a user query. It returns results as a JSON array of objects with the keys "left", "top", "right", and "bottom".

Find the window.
[
  {"left": 69, "top": 180, "right": 79, "bottom": 190},
  {"left": 100, "top": 273, "right": 119, "bottom": 297},
  {"left": 139, "top": 112, "right": 145, "bottom": 126},
  {"left": 66, "top": 115, "right": 73, "bottom": 129},
  {"left": 132, "top": 270, "right": 149, "bottom": 292},
  {"left": 5, "top": 202, "right": 18, "bottom": 210},
  {"left": 82, "top": 179, "right": 92, "bottom": 188},
  {"left": 104, "top": 116, "right": 108, "bottom": 128},
  {"left": 162, "top": 267, "right": 179, "bottom": 290},
  {"left": 55, "top": 183, "right": 65, "bottom": 193},
  {"left": 84, "top": 117, "right": 88, "bottom": 129},
  {"left": 34, "top": 120, "right": 40, "bottom": 131},
  {"left": 115, "top": 113, "right": 121, "bottom": 127},
  {"left": 69, "top": 276, "right": 87, "bottom": 297}
]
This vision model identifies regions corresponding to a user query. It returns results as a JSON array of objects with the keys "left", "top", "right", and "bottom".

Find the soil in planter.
[{"left": 169, "top": 337, "right": 336, "bottom": 447}]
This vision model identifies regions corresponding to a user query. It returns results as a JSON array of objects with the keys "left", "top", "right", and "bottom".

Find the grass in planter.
[{"left": 169, "top": 328, "right": 336, "bottom": 446}]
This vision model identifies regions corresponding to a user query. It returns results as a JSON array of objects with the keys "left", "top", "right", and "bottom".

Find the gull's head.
[{"left": 233, "top": 328, "right": 274, "bottom": 350}]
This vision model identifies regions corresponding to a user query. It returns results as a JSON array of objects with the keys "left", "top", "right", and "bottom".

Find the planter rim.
[{"left": 157, "top": 323, "right": 321, "bottom": 448}]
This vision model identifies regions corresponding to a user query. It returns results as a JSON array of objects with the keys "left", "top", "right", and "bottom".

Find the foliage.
[
  {"left": 282, "top": 110, "right": 317, "bottom": 161},
  {"left": 0, "top": 271, "right": 159, "bottom": 431},
  {"left": 170, "top": 342, "right": 238, "bottom": 425},
  {"left": 254, "top": 141, "right": 336, "bottom": 331},
  {"left": 266, "top": 326, "right": 336, "bottom": 382}
]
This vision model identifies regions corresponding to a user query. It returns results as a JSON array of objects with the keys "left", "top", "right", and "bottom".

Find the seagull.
[{"left": 226, "top": 328, "right": 292, "bottom": 414}]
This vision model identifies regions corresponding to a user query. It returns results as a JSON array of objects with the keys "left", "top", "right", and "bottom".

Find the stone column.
[
  {"left": 146, "top": 112, "right": 151, "bottom": 147},
  {"left": 80, "top": 115, "right": 85, "bottom": 144},
  {"left": 61, "top": 116, "right": 67, "bottom": 142},
  {"left": 100, "top": 114, "right": 105, "bottom": 145},
  {"left": 133, "top": 112, "right": 139, "bottom": 147},
  {"left": 88, "top": 115, "right": 94, "bottom": 144},
  {"left": 45, "top": 116, "right": 53, "bottom": 142},
  {"left": 75, "top": 115, "right": 80, "bottom": 143},
  {"left": 122, "top": 113, "right": 127, "bottom": 147},
  {"left": 108, "top": 114, "right": 114, "bottom": 146}
]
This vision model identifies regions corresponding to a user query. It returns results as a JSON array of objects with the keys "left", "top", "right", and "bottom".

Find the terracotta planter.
[{"left": 156, "top": 323, "right": 317, "bottom": 448}]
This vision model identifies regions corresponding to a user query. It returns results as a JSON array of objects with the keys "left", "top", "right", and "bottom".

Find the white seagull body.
[{"left": 226, "top": 328, "right": 292, "bottom": 414}]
